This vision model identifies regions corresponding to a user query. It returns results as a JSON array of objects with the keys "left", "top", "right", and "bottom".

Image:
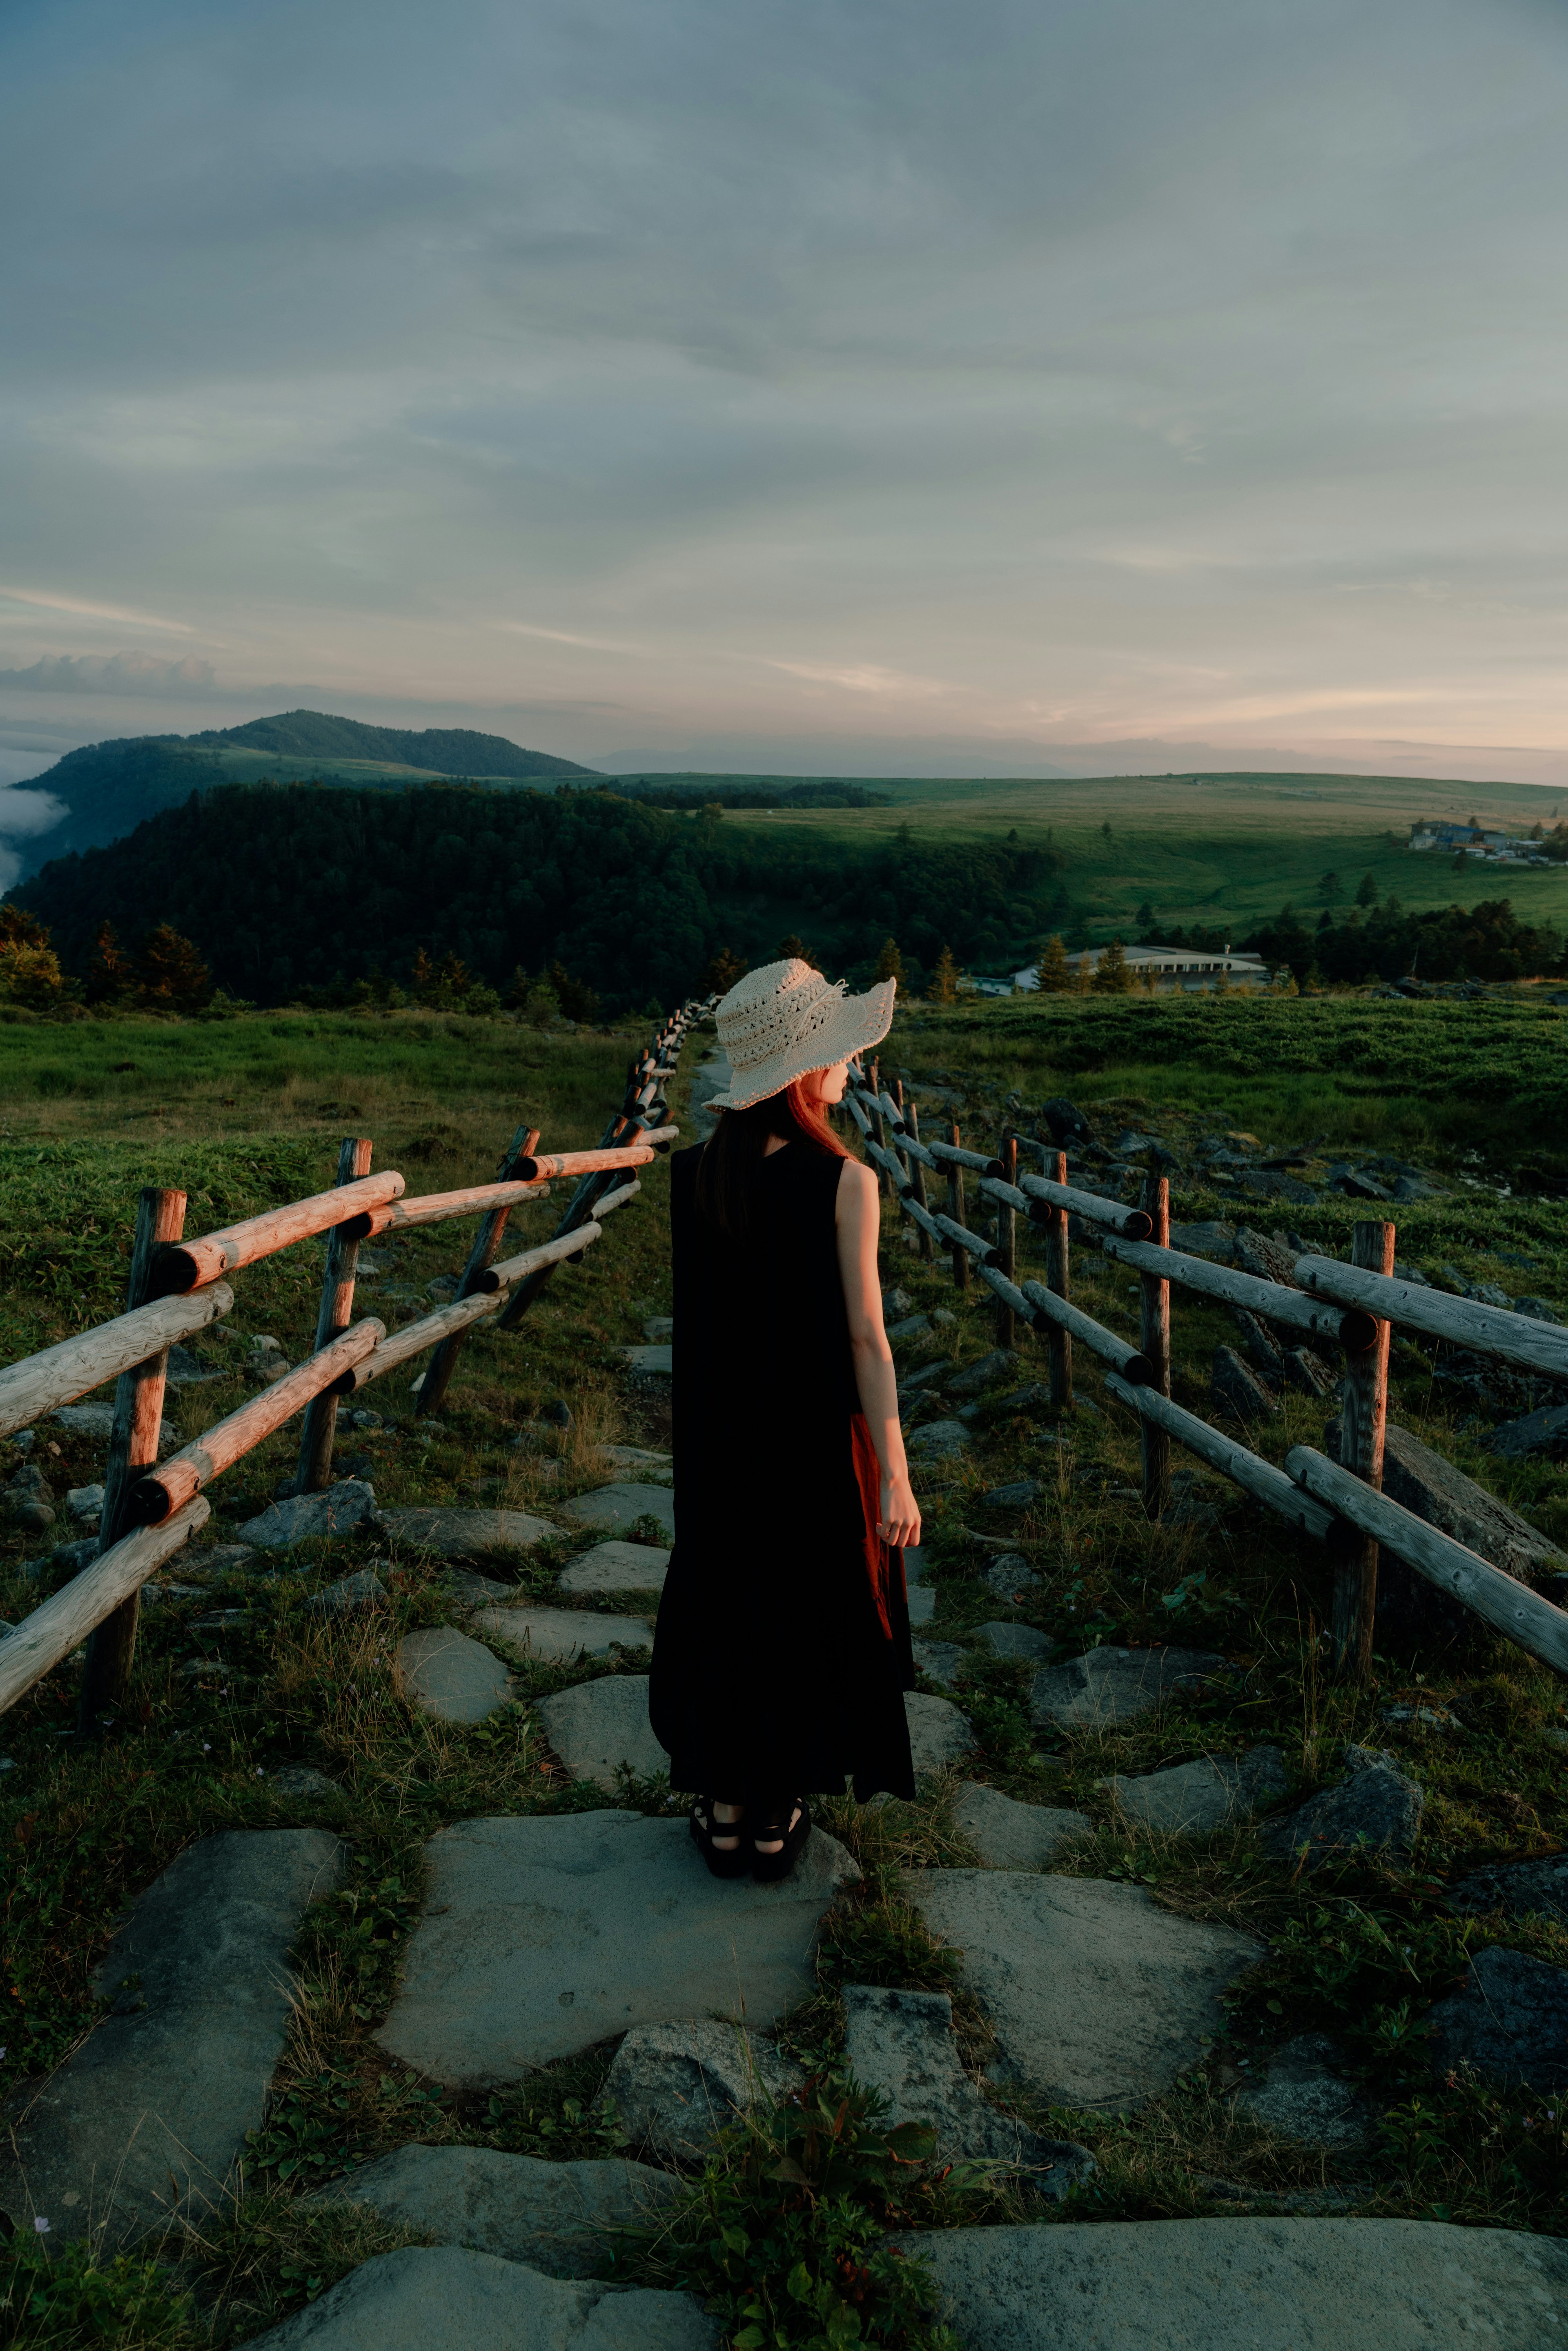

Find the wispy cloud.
[
  {"left": 0, "top": 587, "right": 199, "bottom": 635},
  {"left": 0, "top": 651, "right": 218, "bottom": 695}
]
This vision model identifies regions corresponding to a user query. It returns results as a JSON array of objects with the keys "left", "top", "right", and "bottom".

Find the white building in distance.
[{"left": 1012, "top": 943, "right": 1270, "bottom": 992}]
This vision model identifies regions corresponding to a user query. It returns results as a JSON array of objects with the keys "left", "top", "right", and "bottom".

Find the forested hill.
[
  {"left": 187, "top": 710, "right": 594, "bottom": 776},
  {"left": 12, "top": 781, "right": 1061, "bottom": 1013},
  {"left": 9, "top": 712, "right": 597, "bottom": 872}
]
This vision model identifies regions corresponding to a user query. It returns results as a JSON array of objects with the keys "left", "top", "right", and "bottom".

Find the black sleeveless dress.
[{"left": 649, "top": 1139, "right": 917, "bottom": 1804}]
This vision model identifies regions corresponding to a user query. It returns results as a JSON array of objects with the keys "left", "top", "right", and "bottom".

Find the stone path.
[
  {"left": 0, "top": 1829, "right": 345, "bottom": 2243},
  {"left": 307, "top": 2145, "right": 679, "bottom": 2274},
  {"left": 241, "top": 2244, "right": 716, "bottom": 2350}
]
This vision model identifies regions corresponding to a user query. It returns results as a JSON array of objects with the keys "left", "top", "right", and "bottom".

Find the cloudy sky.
[{"left": 3, "top": 0, "right": 1567, "bottom": 788}]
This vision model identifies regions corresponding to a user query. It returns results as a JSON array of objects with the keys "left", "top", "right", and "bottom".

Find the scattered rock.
[
  {"left": 165, "top": 1344, "right": 227, "bottom": 1386},
  {"left": 908, "top": 1870, "right": 1262, "bottom": 2110},
  {"left": 1212, "top": 1344, "right": 1278, "bottom": 1421},
  {"left": 65, "top": 1482, "right": 106, "bottom": 1525},
  {"left": 472, "top": 1606, "right": 652, "bottom": 1662},
  {"left": 1236, "top": 2032, "right": 1373, "bottom": 2149},
  {"left": 234, "top": 2245, "right": 717, "bottom": 2351},
  {"left": 895, "top": 2216, "right": 1568, "bottom": 2351},
  {"left": 244, "top": 1337, "right": 293, "bottom": 1386},
  {"left": 196, "top": 1544, "right": 259, "bottom": 1577},
  {"left": 1282, "top": 1346, "right": 1336, "bottom": 1396},
  {"left": 620, "top": 1344, "right": 674, "bottom": 1378},
  {"left": 1231, "top": 1227, "right": 1298, "bottom": 1288},
  {"left": 906, "top": 1419, "right": 970, "bottom": 1463},
  {"left": 906, "top": 1691, "right": 975, "bottom": 1774},
  {"left": 1513, "top": 1296, "right": 1567, "bottom": 1326},
  {"left": 559, "top": 1482, "right": 676, "bottom": 1540},
  {"left": 1448, "top": 1853, "right": 1568, "bottom": 1926},
  {"left": 1485, "top": 1402, "right": 1568, "bottom": 1464},
  {"left": 1262, "top": 1743, "right": 1422, "bottom": 1870},
  {"left": 898, "top": 1359, "right": 951, "bottom": 1393},
  {"left": 597, "top": 2020, "right": 801, "bottom": 2161},
  {"left": 947, "top": 1350, "right": 1020, "bottom": 1397},
  {"left": 274, "top": 1764, "right": 341, "bottom": 1797},
  {"left": 953, "top": 1782, "right": 1090, "bottom": 1868},
  {"left": 0, "top": 1829, "right": 345, "bottom": 2244},
  {"left": 598, "top": 1446, "right": 673, "bottom": 1478},
  {"left": 1040, "top": 1098, "right": 1094, "bottom": 1145},
  {"left": 989, "top": 1382, "right": 1054, "bottom": 1416},
  {"left": 886, "top": 1314, "right": 933, "bottom": 1342},
  {"left": 913, "top": 1640, "right": 967, "bottom": 1689},
  {"left": 1029, "top": 1645, "right": 1226, "bottom": 1732},
  {"left": 375, "top": 1812, "right": 859, "bottom": 2088},
  {"left": 52, "top": 1404, "right": 180, "bottom": 1456},
  {"left": 396, "top": 1628, "right": 514, "bottom": 1724},
  {"left": 306, "top": 1569, "right": 388, "bottom": 1619},
  {"left": 239, "top": 1480, "right": 378, "bottom": 1550},
  {"left": 534, "top": 1674, "right": 666, "bottom": 1789},
  {"left": 979, "top": 1552, "right": 1037, "bottom": 1607},
  {"left": 1326, "top": 1417, "right": 1564, "bottom": 1584},
  {"left": 1167, "top": 1221, "right": 1236, "bottom": 1259},
  {"left": 559, "top": 1540, "right": 673, "bottom": 1594},
  {"left": 373, "top": 1504, "right": 561, "bottom": 1557},
  {"left": 309, "top": 2144, "right": 679, "bottom": 2273},
  {"left": 1102, "top": 1746, "right": 1289, "bottom": 1836},
  {"left": 841, "top": 1985, "right": 1094, "bottom": 2189},
  {"left": 1426, "top": 1947, "right": 1568, "bottom": 2093},
  {"left": 973, "top": 1621, "right": 1050, "bottom": 1661},
  {"left": 1232, "top": 1310, "right": 1285, "bottom": 1385},
  {"left": 981, "top": 1477, "right": 1042, "bottom": 1508}
]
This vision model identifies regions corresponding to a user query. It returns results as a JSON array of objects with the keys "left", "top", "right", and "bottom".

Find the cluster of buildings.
[
  {"left": 1409, "top": 821, "right": 1557, "bottom": 865},
  {"left": 1007, "top": 943, "right": 1270, "bottom": 994}
]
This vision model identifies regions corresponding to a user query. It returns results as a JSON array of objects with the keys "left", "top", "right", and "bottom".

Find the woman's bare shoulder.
[{"left": 835, "top": 1156, "right": 877, "bottom": 1209}]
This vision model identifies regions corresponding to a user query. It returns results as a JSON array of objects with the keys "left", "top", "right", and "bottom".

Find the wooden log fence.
[
  {"left": 0, "top": 996, "right": 715, "bottom": 1724},
  {"left": 847, "top": 1063, "right": 1568, "bottom": 1686}
]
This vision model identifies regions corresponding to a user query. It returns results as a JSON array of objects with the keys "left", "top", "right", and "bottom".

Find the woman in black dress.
[{"left": 650, "top": 957, "right": 920, "bottom": 1882}]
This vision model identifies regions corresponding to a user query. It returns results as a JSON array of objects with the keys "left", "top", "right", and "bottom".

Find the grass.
[{"left": 2, "top": 991, "right": 1567, "bottom": 2342}]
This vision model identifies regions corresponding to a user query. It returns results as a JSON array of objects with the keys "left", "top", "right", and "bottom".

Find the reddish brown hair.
[{"left": 694, "top": 1077, "right": 849, "bottom": 1237}]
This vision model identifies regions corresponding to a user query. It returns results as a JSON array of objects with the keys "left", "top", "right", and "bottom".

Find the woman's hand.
[{"left": 878, "top": 1472, "right": 922, "bottom": 1550}]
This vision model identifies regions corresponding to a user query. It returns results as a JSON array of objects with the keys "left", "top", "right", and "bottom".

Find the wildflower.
[
  {"left": 33, "top": 2215, "right": 49, "bottom": 2233},
  {"left": 203, "top": 1743, "right": 212, "bottom": 1752}
]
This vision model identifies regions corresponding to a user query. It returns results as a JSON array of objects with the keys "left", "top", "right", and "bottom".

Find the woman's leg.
[{"left": 711, "top": 1798, "right": 744, "bottom": 1852}]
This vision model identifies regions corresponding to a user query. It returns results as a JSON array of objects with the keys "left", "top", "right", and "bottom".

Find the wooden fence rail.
[
  {"left": 0, "top": 997, "right": 714, "bottom": 1727},
  {"left": 850, "top": 1063, "right": 1568, "bottom": 1686}
]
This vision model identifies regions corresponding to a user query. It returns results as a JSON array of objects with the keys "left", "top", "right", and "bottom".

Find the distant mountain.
[
  {"left": 4, "top": 711, "right": 597, "bottom": 874},
  {"left": 187, "top": 709, "right": 595, "bottom": 778}
]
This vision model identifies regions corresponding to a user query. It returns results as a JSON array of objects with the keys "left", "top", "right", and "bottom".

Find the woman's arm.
[{"left": 835, "top": 1158, "right": 922, "bottom": 1549}]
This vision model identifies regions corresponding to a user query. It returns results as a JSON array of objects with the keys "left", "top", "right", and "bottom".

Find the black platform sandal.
[
  {"left": 749, "top": 1797, "right": 811, "bottom": 1883},
  {"left": 690, "top": 1796, "right": 750, "bottom": 1879}
]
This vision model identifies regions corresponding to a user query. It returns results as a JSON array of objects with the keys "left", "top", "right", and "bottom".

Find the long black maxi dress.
[{"left": 649, "top": 1138, "right": 917, "bottom": 1805}]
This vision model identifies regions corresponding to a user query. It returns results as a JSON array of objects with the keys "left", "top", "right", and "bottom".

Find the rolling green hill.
[{"left": 9, "top": 711, "right": 598, "bottom": 873}]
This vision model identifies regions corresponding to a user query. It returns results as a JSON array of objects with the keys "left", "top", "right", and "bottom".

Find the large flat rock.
[
  {"left": 897, "top": 2218, "right": 1568, "bottom": 2351},
  {"left": 1029, "top": 1645, "right": 1227, "bottom": 1732},
  {"left": 1262, "top": 1743, "right": 1422, "bottom": 1870},
  {"left": 908, "top": 1870, "right": 1262, "bottom": 2110},
  {"left": 1102, "top": 1746, "right": 1289, "bottom": 1836},
  {"left": 375, "top": 1811, "right": 860, "bottom": 2089},
  {"left": 953, "top": 1783, "right": 1090, "bottom": 1870},
  {"left": 0, "top": 1829, "right": 345, "bottom": 2243},
  {"left": 558, "top": 1482, "right": 677, "bottom": 1539},
  {"left": 906, "top": 1691, "right": 975, "bottom": 1774},
  {"left": 559, "top": 1540, "right": 672, "bottom": 1594},
  {"left": 374, "top": 1506, "right": 561, "bottom": 1558},
  {"left": 239, "top": 1480, "right": 378, "bottom": 1550},
  {"left": 470, "top": 1607, "right": 653, "bottom": 1662},
  {"left": 535, "top": 1674, "right": 667, "bottom": 1788},
  {"left": 397, "top": 1629, "right": 514, "bottom": 1723},
  {"left": 238, "top": 2245, "right": 717, "bottom": 2351},
  {"left": 308, "top": 2144, "right": 678, "bottom": 2275}
]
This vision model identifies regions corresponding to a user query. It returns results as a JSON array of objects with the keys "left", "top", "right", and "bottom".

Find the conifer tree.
[
  {"left": 873, "top": 937, "right": 908, "bottom": 987},
  {"left": 1091, "top": 938, "right": 1132, "bottom": 994},
  {"left": 704, "top": 945, "right": 747, "bottom": 994},
  {"left": 85, "top": 919, "right": 131, "bottom": 1005},
  {"left": 1034, "top": 934, "right": 1071, "bottom": 992},
  {"left": 136, "top": 923, "right": 212, "bottom": 1010},
  {"left": 929, "top": 945, "right": 960, "bottom": 1005}
]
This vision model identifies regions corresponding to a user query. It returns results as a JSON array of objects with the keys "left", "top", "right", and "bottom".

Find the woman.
[{"left": 650, "top": 957, "right": 922, "bottom": 1883}]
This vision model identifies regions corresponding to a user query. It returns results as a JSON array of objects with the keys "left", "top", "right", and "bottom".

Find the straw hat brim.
[{"left": 705, "top": 975, "right": 896, "bottom": 1112}]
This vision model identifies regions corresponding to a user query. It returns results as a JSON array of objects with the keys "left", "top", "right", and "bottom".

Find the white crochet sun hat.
[{"left": 706, "top": 958, "right": 895, "bottom": 1112}]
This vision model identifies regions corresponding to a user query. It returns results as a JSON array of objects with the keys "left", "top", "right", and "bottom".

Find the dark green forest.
[
  {"left": 13, "top": 781, "right": 1064, "bottom": 1012},
  {"left": 186, "top": 709, "right": 593, "bottom": 775}
]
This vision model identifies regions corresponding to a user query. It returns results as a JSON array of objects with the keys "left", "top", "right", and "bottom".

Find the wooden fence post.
[
  {"left": 903, "top": 1096, "right": 934, "bottom": 1263},
  {"left": 867, "top": 1060, "right": 891, "bottom": 1198},
  {"left": 1334, "top": 1217, "right": 1394, "bottom": 1678},
  {"left": 77, "top": 1186, "right": 185, "bottom": 1732},
  {"left": 945, "top": 1121, "right": 971, "bottom": 1291},
  {"left": 1043, "top": 1148, "right": 1073, "bottom": 1408},
  {"left": 296, "top": 1139, "right": 372, "bottom": 1490},
  {"left": 995, "top": 1132, "right": 1017, "bottom": 1349},
  {"left": 414, "top": 1124, "right": 539, "bottom": 1420},
  {"left": 1140, "top": 1168, "right": 1171, "bottom": 1518}
]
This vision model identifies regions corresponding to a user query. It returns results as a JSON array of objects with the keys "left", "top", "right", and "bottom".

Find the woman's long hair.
[{"left": 694, "top": 1076, "right": 849, "bottom": 1237}]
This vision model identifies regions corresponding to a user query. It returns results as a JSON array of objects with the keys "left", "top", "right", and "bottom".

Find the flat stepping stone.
[
  {"left": 396, "top": 1628, "right": 514, "bottom": 1723},
  {"left": 559, "top": 1482, "right": 676, "bottom": 1539},
  {"left": 375, "top": 1810, "right": 860, "bottom": 2088},
  {"left": 842, "top": 1985, "right": 1091, "bottom": 2192},
  {"left": 1102, "top": 1745, "right": 1289, "bottom": 1836},
  {"left": 974, "top": 1620, "right": 1049, "bottom": 1661},
  {"left": 535, "top": 1674, "right": 666, "bottom": 1788},
  {"left": 597, "top": 2019, "right": 802, "bottom": 2160},
  {"left": 619, "top": 1344, "right": 673, "bottom": 1376},
  {"left": 913, "top": 1638, "right": 967, "bottom": 1689},
  {"left": 308, "top": 2144, "right": 679, "bottom": 2275},
  {"left": 907, "top": 1586, "right": 936, "bottom": 1627},
  {"left": 908, "top": 1869, "right": 1261, "bottom": 2110},
  {"left": 559, "top": 1539, "right": 672, "bottom": 1594},
  {"left": 906, "top": 1691, "right": 975, "bottom": 1775},
  {"left": 471, "top": 1606, "right": 651, "bottom": 1662},
  {"left": 238, "top": 2244, "right": 717, "bottom": 2351},
  {"left": 1029, "top": 1644, "right": 1227, "bottom": 1731},
  {"left": 1236, "top": 2031, "right": 1372, "bottom": 2149},
  {"left": 238, "top": 1478, "right": 377, "bottom": 1550},
  {"left": 0, "top": 1828, "right": 345, "bottom": 2244},
  {"left": 374, "top": 1506, "right": 561, "bottom": 1558},
  {"left": 895, "top": 2217, "right": 1568, "bottom": 2351},
  {"left": 599, "top": 1445, "right": 673, "bottom": 1479},
  {"left": 953, "top": 1782, "right": 1090, "bottom": 1869}
]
